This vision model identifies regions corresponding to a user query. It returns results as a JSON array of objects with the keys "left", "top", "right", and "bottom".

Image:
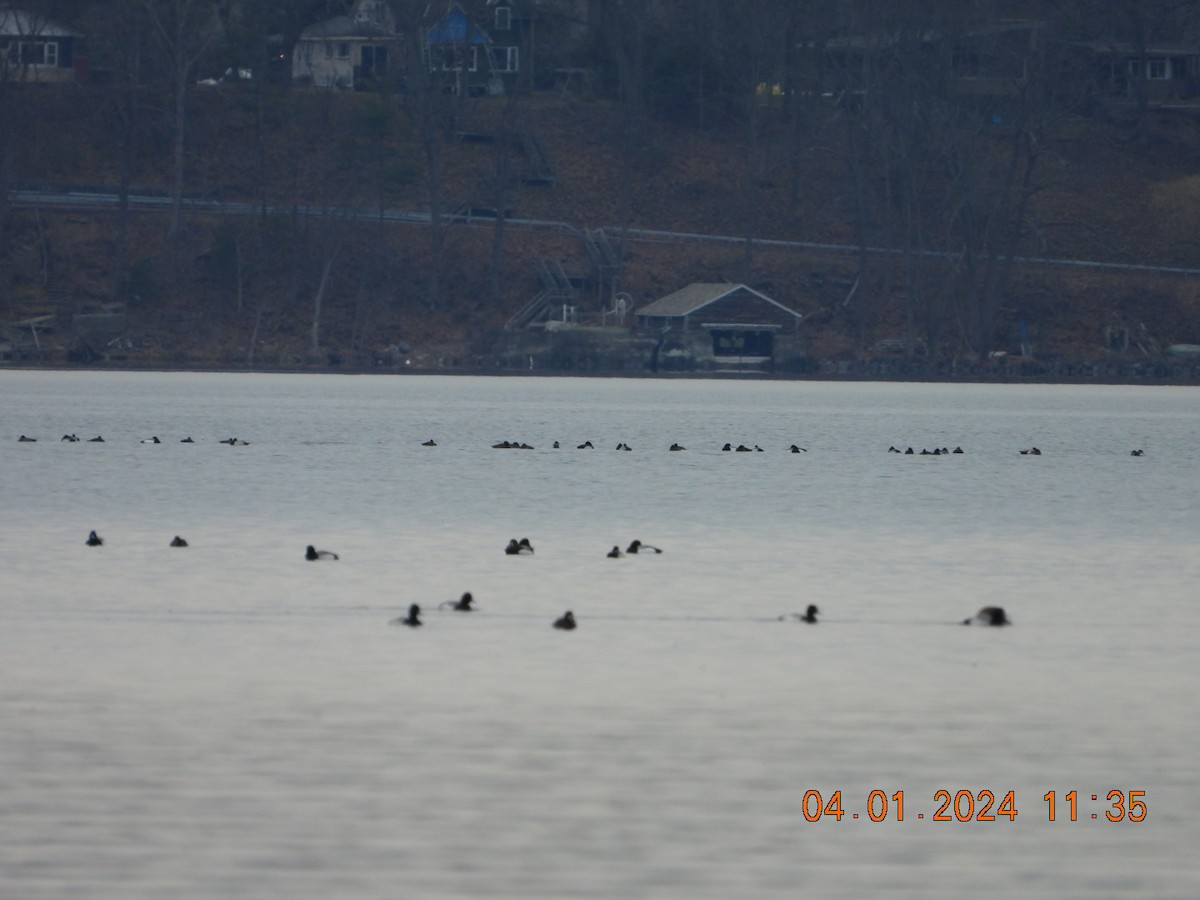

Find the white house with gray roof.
[
  {"left": 0, "top": 8, "right": 82, "bottom": 82},
  {"left": 292, "top": 0, "right": 396, "bottom": 89}
]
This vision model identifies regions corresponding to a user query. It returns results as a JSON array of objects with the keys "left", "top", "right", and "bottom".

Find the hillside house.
[
  {"left": 819, "top": 20, "right": 1045, "bottom": 104},
  {"left": 427, "top": 1, "right": 567, "bottom": 94},
  {"left": 635, "top": 284, "right": 805, "bottom": 371},
  {"left": 292, "top": 0, "right": 397, "bottom": 90},
  {"left": 424, "top": 3, "right": 499, "bottom": 95},
  {"left": 484, "top": 0, "right": 521, "bottom": 85},
  {"left": 0, "top": 8, "right": 82, "bottom": 82},
  {"left": 1085, "top": 42, "right": 1200, "bottom": 101}
]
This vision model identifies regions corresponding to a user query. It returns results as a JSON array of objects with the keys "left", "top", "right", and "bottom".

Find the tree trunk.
[
  {"left": 169, "top": 73, "right": 187, "bottom": 238},
  {"left": 311, "top": 255, "right": 333, "bottom": 352}
]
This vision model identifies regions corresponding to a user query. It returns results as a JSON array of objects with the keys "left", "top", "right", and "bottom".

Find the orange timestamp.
[{"left": 802, "top": 789, "right": 1147, "bottom": 822}]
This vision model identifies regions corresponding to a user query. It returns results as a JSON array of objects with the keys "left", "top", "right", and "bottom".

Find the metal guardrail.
[{"left": 9, "top": 188, "right": 1200, "bottom": 279}]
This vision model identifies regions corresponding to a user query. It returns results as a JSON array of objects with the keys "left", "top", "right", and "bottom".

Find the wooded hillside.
[{"left": 3, "top": 0, "right": 1200, "bottom": 374}]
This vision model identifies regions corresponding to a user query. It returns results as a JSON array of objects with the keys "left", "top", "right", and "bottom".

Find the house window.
[
  {"left": 11, "top": 40, "right": 51, "bottom": 65},
  {"left": 953, "top": 51, "right": 980, "bottom": 78},
  {"left": 495, "top": 7, "right": 512, "bottom": 31},
  {"left": 337, "top": 42, "right": 350, "bottom": 59},
  {"left": 1147, "top": 58, "right": 1169, "bottom": 79},
  {"left": 361, "top": 44, "right": 387, "bottom": 77},
  {"left": 491, "top": 46, "right": 518, "bottom": 72},
  {"left": 428, "top": 46, "right": 476, "bottom": 72},
  {"left": 710, "top": 330, "right": 773, "bottom": 358}
]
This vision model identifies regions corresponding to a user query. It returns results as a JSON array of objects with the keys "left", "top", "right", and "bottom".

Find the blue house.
[{"left": 425, "top": 3, "right": 513, "bottom": 95}]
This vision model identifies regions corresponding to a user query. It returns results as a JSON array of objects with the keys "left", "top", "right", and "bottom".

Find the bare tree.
[
  {"left": 139, "top": 0, "right": 222, "bottom": 238},
  {"left": 718, "top": 0, "right": 794, "bottom": 281},
  {"left": 392, "top": 0, "right": 462, "bottom": 311},
  {"left": 590, "top": 0, "right": 651, "bottom": 284},
  {"left": 0, "top": 1, "right": 90, "bottom": 309},
  {"left": 74, "top": 0, "right": 153, "bottom": 303},
  {"left": 827, "top": 0, "right": 1068, "bottom": 358}
]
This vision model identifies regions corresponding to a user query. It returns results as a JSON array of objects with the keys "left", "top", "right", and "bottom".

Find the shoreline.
[{"left": 4, "top": 361, "right": 1200, "bottom": 387}]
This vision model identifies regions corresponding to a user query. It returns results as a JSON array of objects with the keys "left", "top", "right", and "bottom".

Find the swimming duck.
[
  {"left": 616, "top": 442, "right": 632, "bottom": 451},
  {"left": 439, "top": 592, "right": 475, "bottom": 611},
  {"left": 553, "top": 611, "right": 577, "bottom": 630},
  {"left": 18, "top": 435, "right": 36, "bottom": 442},
  {"left": 141, "top": 436, "right": 161, "bottom": 444},
  {"left": 963, "top": 606, "right": 1010, "bottom": 626},
  {"left": 553, "top": 441, "right": 561, "bottom": 448},
  {"left": 505, "top": 537, "right": 534, "bottom": 555},
  {"left": 790, "top": 445, "right": 807, "bottom": 453},
  {"left": 422, "top": 439, "right": 437, "bottom": 446},
  {"left": 626, "top": 540, "right": 662, "bottom": 554},
  {"left": 577, "top": 441, "right": 594, "bottom": 449},
  {"left": 722, "top": 443, "right": 733, "bottom": 451},
  {"left": 1131, "top": 449, "right": 1144, "bottom": 456},
  {"left": 607, "top": 546, "right": 623, "bottom": 558},
  {"left": 888, "top": 446, "right": 901, "bottom": 453},
  {"left": 86, "top": 530, "right": 103, "bottom": 546},
  {"left": 170, "top": 535, "right": 188, "bottom": 547},
  {"left": 88, "top": 435, "right": 105, "bottom": 442},
  {"left": 736, "top": 445, "right": 752, "bottom": 452},
  {"left": 669, "top": 443, "right": 686, "bottom": 451},
  {"left": 1019, "top": 447, "right": 1041, "bottom": 455},
  {"left": 306, "top": 545, "right": 339, "bottom": 560},
  {"left": 905, "top": 447, "right": 914, "bottom": 454},
  {"left": 61, "top": 434, "right": 80, "bottom": 442},
  {"left": 778, "top": 604, "right": 819, "bottom": 623},
  {"left": 391, "top": 604, "right": 422, "bottom": 627},
  {"left": 180, "top": 437, "right": 194, "bottom": 443},
  {"left": 953, "top": 446, "right": 964, "bottom": 454}
]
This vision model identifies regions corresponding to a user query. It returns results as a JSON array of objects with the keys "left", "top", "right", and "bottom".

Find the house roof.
[
  {"left": 635, "top": 283, "right": 801, "bottom": 320},
  {"left": 0, "top": 9, "right": 81, "bottom": 38},
  {"left": 297, "top": 0, "right": 395, "bottom": 40},
  {"left": 1073, "top": 41, "right": 1200, "bottom": 57},
  {"left": 426, "top": 5, "right": 491, "bottom": 46},
  {"left": 298, "top": 15, "right": 393, "bottom": 41},
  {"left": 818, "top": 19, "right": 1043, "bottom": 52}
]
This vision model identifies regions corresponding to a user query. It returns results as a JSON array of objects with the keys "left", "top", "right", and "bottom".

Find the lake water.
[{"left": 1, "top": 371, "right": 1197, "bottom": 898}]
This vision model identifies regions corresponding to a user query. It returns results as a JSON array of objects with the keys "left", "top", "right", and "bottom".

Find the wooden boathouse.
[{"left": 635, "top": 283, "right": 805, "bottom": 371}]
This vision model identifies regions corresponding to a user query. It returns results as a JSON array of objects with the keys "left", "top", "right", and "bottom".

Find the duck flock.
[
  {"left": 15, "top": 434, "right": 1147, "bottom": 456},
  {"left": 78, "top": 525, "right": 1012, "bottom": 632},
  {"left": 23, "top": 430, "right": 1109, "bottom": 631},
  {"left": 18, "top": 434, "right": 249, "bottom": 444}
]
